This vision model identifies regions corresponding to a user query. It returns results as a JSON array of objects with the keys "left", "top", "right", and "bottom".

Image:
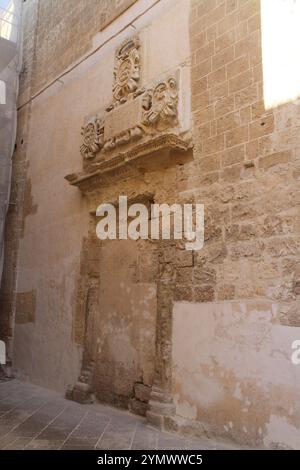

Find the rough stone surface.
[{"left": 1, "top": 0, "right": 300, "bottom": 451}]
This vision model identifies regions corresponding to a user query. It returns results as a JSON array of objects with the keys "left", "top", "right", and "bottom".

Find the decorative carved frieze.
[
  {"left": 80, "top": 119, "right": 104, "bottom": 159},
  {"left": 103, "top": 126, "right": 144, "bottom": 152},
  {"left": 76, "top": 36, "right": 190, "bottom": 170},
  {"left": 112, "top": 36, "right": 141, "bottom": 106},
  {"left": 79, "top": 76, "right": 180, "bottom": 160}
]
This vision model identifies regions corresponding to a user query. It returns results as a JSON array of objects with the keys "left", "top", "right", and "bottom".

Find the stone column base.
[
  {"left": 65, "top": 360, "right": 95, "bottom": 404},
  {"left": 70, "top": 381, "right": 95, "bottom": 404},
  {"left": 146, "top": 385, "right": 175, "bottom": 429}
]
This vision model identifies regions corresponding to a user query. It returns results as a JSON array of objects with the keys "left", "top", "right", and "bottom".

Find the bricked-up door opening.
[
  {"left": 93, "top": 237, "right": 157, "bottom": 411},
  {"left": 70, "top": 204, "right": 160, "bottom": 415},
  {"left": 69, "top": 194, "right": 178, "bottom": 424}
]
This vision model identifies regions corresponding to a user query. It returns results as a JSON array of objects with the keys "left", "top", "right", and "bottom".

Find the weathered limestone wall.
[
  {"left": 0, "top": 0, "right": 39, "bottom": 354},
  {"left": 1, "top": 0, "right": 300, "bottom": 449},
  {"left": 170, "top": 0, "right": 300, "bottom": 448},
  {"left": 28, "top": 0, "right": 137, "bottom": 96},
  {"left": 92, "top": 238, "right": 157, "bottom": 410},
  {"left": 1, "top": 0, "right": 191, "bottom": 396}
]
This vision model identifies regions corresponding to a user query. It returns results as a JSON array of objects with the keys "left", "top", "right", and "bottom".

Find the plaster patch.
[{"left": 264, "top": 415, "right": 300, "bottom": 449}]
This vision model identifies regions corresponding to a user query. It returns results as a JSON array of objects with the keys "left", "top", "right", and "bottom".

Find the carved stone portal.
[{"left": 66, "top": 36, "right": 192, "bottom": 430}]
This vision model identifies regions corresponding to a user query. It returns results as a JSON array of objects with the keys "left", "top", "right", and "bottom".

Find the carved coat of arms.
[
  {"left": 79, "top": 37, "right": 181, "bottom": 160},
  {"left": 112, "top": 37, "right": 141, "bottom": 104}
]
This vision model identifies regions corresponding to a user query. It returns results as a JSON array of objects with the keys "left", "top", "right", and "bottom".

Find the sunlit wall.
[
  {"left": 261, "top": 0, "right": 300, "bottom": 109},
  {"left": 0, "top": 0, "right": 17, "bottom": 42}
]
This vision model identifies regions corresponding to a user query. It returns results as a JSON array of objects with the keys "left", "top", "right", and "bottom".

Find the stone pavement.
[{"left": 0, "top": 379, "right": 237, "bottom": 450}]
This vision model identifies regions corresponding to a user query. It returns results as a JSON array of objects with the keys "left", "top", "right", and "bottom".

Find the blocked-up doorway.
[{"left": 74, "top": 213, "right": 159, "bottom": 414}]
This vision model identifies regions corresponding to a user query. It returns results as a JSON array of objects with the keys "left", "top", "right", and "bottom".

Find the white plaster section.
[
  {"left": 264, "top": 415, "right": 300, "bottom": 449},
  {"left": 172, "top": 300, "right": 300, "bottom": 447}
]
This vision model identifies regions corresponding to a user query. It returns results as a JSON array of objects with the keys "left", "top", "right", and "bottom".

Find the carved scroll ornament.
[
  {"left": 142, "top": 78, "right": 178, "bottom": 128},
  {"left": 80, "top": 119, "right": 104, "bottom": 159}
]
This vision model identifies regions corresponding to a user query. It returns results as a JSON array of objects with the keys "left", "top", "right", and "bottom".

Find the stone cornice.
[{"left": 65, "top": 133, "right": 192, "bottom": 194}]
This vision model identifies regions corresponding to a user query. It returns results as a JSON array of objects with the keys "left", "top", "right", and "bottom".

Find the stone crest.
[
  {"left": 112, "top": 37, "right": 141, "bottom": 105},
  {"left": 80, "top": 119, "right": 104, "bottom": 159},
  {"left": 78, "top": 37, "right": 188, "bottom": 162}
]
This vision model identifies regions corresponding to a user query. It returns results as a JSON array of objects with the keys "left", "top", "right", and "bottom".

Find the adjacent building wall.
[
  {"left": 0, "top": 0, "right": 39, "bottom": 356},
  {"left": 171, "top": 0, "right": 300, "bottom": 448},
  {"left": 0, "top": 0, "right": 191, "bottom": 393}
]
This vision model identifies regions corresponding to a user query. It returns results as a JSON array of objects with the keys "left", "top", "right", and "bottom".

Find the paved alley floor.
[{"left": 0, "top": 379, "right": 237, "bottom": 450}]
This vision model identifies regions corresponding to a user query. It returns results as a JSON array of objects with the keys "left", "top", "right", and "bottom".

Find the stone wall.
[
  {"left": 0, "top": 0, "right": 191, "bottom": 397},
  {"left": 1, "top": 0, "right": 300, "bottom": 449},
  {"left": 0, "top": 0, "right": 39, "bottom": 354},
  {"left": 26, "top": 0, "right": 137, "bottom": 96},
  {"left": 169, "top": 0, "right": 300, "bottom": 448},
  {"left": 187, "top": 0, "right": 300, "bottom": 308}
]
